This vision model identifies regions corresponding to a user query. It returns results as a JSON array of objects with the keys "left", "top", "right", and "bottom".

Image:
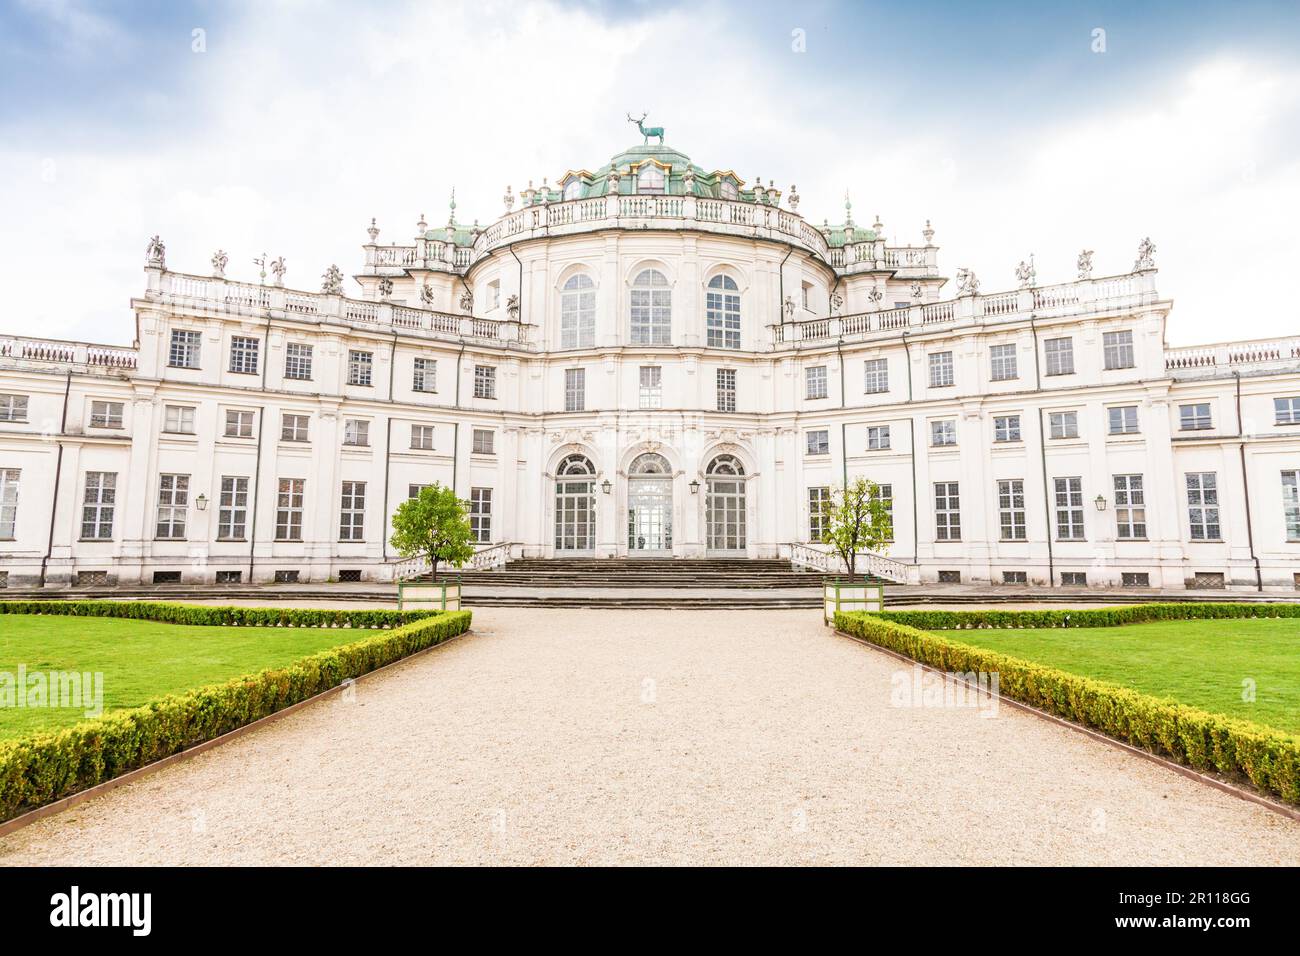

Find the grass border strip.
[
  {"left": 0, "top": 624, "right": 473, "bottom": 838},
  {"left": 874, "top": 601, "right": 1300, "bottom": 631},
  {"left": 0, "top": 599, "right": 444, "bottom": 629},
  {"left": 833, "top": 625, "right": 1300, "bottom": 824}
]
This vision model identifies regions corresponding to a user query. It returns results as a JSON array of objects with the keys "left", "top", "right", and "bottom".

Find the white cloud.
[{"left": 0, "top": 3, "right": 1296, "bottom": 347}]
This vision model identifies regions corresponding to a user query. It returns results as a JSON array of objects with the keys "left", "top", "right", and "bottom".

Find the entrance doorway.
[
  {"left": 705, "top": 454, "right": 747, "bottom": 554},
  {"left": 627, "top": 452, "right": 672, "bottom": 554}
]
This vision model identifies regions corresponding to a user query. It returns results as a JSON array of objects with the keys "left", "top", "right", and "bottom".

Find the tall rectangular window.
[
  {"left": 474, "top": 365, "right": 496, "bottom": 399},
  {"left": 347, "top": 350, "right": 373, "bottom": 386},
  {"left": 993, "top": 415, "right": 1021, "bottom": 442},
  {"left": 564, "top": 368, "right": 586, "bottom": 412},
  {"left": 1103, "top": 329, "right": 1135, "bottom": 369},
  {"left": 639, "top": 366, "right": 662, "bottom": 409},
  {"left": 339, "top": 481, "right": 366, "bottom": 541},
  {"left": 871, "top": 483, "right": 895, "bottom": 542},
  {"left": 997, "top": 479, "right": 1026, "bottom": 540},
  {"left": 81, "top": 472, "right": 116, "bottom": 540},
  {"left": 472, "top": 428, "right": 495, "bottom": 455},
  {"left": 413, "top": 358, "right": 436, "bottom": 393},
  {"left": 229, "top": 336, "right": 260, "bottom": 374},
  {"left": 928, "top": 351, "right": 954, "bottom": 387},
  {"left": 1044, "top": 337, "right": 1074, "bottom": 376},
  {"left": 989, "top": 344, "right": 1018, "bottom": 381},
  {"left": 1113, "top": 474, "right": 1146, "bottom": 539},
  {"left": 1179, "top": 403, "right": 1212, "bottom": 430},
  {"left": 155, "top": 473, "right": 189, "bottom": 539},
  {"left": 281, "top": 413, "right": 309, "bottom": 442},
  {"left": 168, "top": 329, "right": 202, "bottom": 369},
  {"left": 284, "top": 343, "right": 313, "bottom": 380},
  {"left": 343, "top": 419, "right": 370, "bottom": 447},
  {"left": 864, "top": 358, "right": 888, "bottom": 394},
  {"left": 0, "top": 469, "right": 19, "bottom": 539},
  {"left": 89, "top": 400, "right": 124, "bottom": 428},
  {"left": 1108, "top": 405, "right": 1139, "bottom": 435},
  {"left": 225, "top": 409, "right": 255, "bottom": 438},
  {"left": 1283, "top": 470, "right": 1300, "bottom": 540},
  {"left": 705, "top": 276, "right": 741, "bottom": 349},
  {"left": 470, "top": 488, "right": 492, "bottom": 543},
  {"left": 806, "top": 429, "right": 829, "bottom": 456},
  {"left": 0, "top": 394, "right": 29, "bottom": 422},
  {"left": 934, "top": 482, "right": 960, "bottom": 541},
  {"left": 410, "top": 424, "right": 435, "bottom": 450},
  {"left": 1054, "top": 477, "right": 1085, "bottom": 540},
  {"left": 217, "top": 476, "right": 249, "bottom": 540},
  {"left": 1186, "top": 472, "right": 1220, "bottom": 539},
  {"left": 1049, "top": 410, "right": 1079, "bottom": 439},
  {"left": 717, "top": 368, "right": 736, "bottom": 412},
  {"left": 930, "top": 419, "right": 956, "bottom": 446},
  {"left": 275, "top": 478, "right": 305, "bottom": 541},
  {"left": 867, "top": 425, "right": 891, "bottom": 450},
  {"left": 163, "top": 404, "right": 195, "bottom": 434},
  {"left": 808, "top": 486, "right": 830, "bottom": 541},
  {"left": 805, "top": 366, "right": 828, "bottom": 400},
  {"left": 1275, "top": 397, "right": 1300, "bottom": 425}
]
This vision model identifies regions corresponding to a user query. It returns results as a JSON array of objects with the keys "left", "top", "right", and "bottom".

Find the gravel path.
[{"left": 2, "top": 608, "right": 1297, "bottom": 866}]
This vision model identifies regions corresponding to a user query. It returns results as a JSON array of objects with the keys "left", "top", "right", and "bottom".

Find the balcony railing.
[
  {"left": 1165, "top": 338, "right": 1300, "bottom": 373},
  {"left": 0, "top": 335, "right": 138, "bottom": 371},
  {"left": 148, "top": 269, "right": 531, "bottom": 350},
  {"left": 772, "top": 272, "right": 1159, "bottom": 347}
]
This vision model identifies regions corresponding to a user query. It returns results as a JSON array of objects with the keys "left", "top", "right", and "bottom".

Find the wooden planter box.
[
  {"left": 397, "top": 580, "right": 462, "bottom": 611},
  {"left": 823, "top": 581, "right": 884, "bottom": 623}
]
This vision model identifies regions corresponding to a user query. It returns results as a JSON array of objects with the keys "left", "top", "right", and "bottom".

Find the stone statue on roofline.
[
  {"left": 321, "top": 264, "right": 343, "bottom": 295},
  {"left": 956, "top": 268, "right": 980, "bottom": 296},
  {"left": 211, "top": 249, "right": 228, "bottom": 278},
  {"left": 270, "top": 257, "right": 287, "bottom": 287},
  {"left": 1134, "top": 237, "right": 1156, "bottom": 272},
  {"left": 1077, "top": 249, "right": 1094, "bottom": 280},
  {"left": 145, "top": 235, "right": 166, "bottom": 268},
  {"left": 1014, "top": 257, "right": 1036, "bottom": 289}
]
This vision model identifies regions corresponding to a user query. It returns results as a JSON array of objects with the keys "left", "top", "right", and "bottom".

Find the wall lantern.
[
  {"left": 1094, "top": 494, "right": 1107, "bottom": 512},
  {"left": 601, "top": 479, "right": 612, "bottom": 495},
  {"left": 195, "top": 494, "right": 209, "bottom": 511},
  {"left": 689, "top": 479, "right": 701, "bottom": 495}
]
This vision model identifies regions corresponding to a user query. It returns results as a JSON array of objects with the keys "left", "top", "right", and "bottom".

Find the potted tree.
[
  {"left": 818, "top": 477, "right": 893, "bottom": 622},
  {"left": 390, "top": 483, "right": 476, "bottom": 610}
]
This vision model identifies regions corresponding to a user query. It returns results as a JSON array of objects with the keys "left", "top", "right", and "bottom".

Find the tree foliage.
[
  {"left": 817, "top": 477, "right": 893, "bottom": 579},
  {"left": 389, "top": 483, "right": 476, "bottom": 577}
]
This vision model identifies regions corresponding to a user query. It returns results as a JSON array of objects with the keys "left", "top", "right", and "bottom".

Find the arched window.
[
  {"left": 554, "top": 455, "right": 595, "bottom": 552},
  {"left": 705, "top": 454, "right": 746, "bottom": 552},
  {"left": 630, "top": 269, "right": 671, "bottom": 345},
  {"left": 706, "top": 274, "right": 741, "bottom": 349},
  {"left": 719, "top": 180, "right": 738, "bottom": 200},
  {"left": 561, "top": 274, "right": 596, "bottom": 349},
  {"left": 563, "top": 179, "right": 583, "bottom": 201},
  {"left": 637, "top": 164, "right": 666, "bottom": 194},
  {"left": 629, "top": 452, "right": 671, "bottom": 474}
]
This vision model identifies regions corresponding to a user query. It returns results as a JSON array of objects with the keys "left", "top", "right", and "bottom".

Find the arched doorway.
[
  {"left": 554, "top": 454, "right": 595, "bottom": 553},
  {"left": 705, "top": 454, "right": 747, "bottom": 554},
  {"left": 627, "top": 452, "right": 673, "bottom": 554}
]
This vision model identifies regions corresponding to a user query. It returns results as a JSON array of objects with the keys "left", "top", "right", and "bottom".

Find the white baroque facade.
[{"left": 1, "top": 139, "right": 1299, "bottom": 591}]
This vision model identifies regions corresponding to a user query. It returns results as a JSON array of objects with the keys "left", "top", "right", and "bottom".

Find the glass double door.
[
  {"left": 627, "top": 478, "right": 672, "bottom": 553},
  {"left": 706, "top": 478, "right": 746, "bottom": 553}
]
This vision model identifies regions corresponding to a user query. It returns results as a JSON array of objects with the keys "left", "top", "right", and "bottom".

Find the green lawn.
[
  {"left": 931, "top": 618, "right": 1300, "bottom": 735},
  {"left": 0, "top": 615, "right": 369, "bottom": 739}
]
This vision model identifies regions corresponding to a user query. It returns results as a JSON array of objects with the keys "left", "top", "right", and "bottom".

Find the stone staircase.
[{"left": 423, "top": 557, "right": 887, "bottom": 609}]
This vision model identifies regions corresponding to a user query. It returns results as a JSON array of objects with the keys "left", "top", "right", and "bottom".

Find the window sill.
[
  {"left": 216, "top": 538, "right": 247, "bottom": 543},
  {"left": 161, "top": 431, "right": 196, "bottom": 437},
  {"left": 1116, "top": 537, "right": 1150, "bottom": 542},
  {"left": 227, "top": 370, "right": 259, "bottom": 376},
  {"left": 166, "top": 364, "right": 201, "bottom": 371},
  {"left": 78, "top": 538, "right": 114, "bottom": 543}
]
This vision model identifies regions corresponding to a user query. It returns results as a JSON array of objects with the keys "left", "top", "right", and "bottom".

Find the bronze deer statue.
[{"left": 627, "top": 112, "right": 665, "bottom": 145}]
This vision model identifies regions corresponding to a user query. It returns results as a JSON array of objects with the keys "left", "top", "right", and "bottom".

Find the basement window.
[
  {"left": 338, "top": 569, "right": 362, "bottom": 583},
  {"left": 937, "top": 570, "right": 961, "bottom": 584},
  {"left": 1060, "top": 571, "right": 1087, "bottom": 586},
  {"left": 273, "top": 569, "right": 300, "bottom": 584},
  {"left": 1191, "top": 571, "right": 1225, "bottom": 590},
  {"left": 215, "top": 570, "right": 242, "bottom": 584},
  {"left": 76, "top": 570, "right": 109, "bottom": 587},
  {"left": 152, "top": 571, "right": 182, "bottom": 584},
  {"left": 1121, "top": 572, "right": 1151, "bottom": 587},
  {"left": 1001, "top": 571, "right": 1027, "bottom": 585}
]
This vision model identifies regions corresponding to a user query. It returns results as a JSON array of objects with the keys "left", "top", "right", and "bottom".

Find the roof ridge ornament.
[{"left": 626, "top": 112, "right": 664, "bottom": 145}]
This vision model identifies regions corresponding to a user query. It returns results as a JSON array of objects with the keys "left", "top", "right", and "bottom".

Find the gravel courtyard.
[{"left": 2, "top": 607, "right": 1298, "bottom": 866}]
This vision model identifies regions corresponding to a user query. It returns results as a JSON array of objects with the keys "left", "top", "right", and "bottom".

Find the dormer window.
[
  {"left": 720, "top": 180, "right": 738, "bottom": 201},
  {"left": 563, "top": 179, "right": 582, "bottom": 201},
  {"left": 637, "top": 164, "right": 666, "bottom": 195}
]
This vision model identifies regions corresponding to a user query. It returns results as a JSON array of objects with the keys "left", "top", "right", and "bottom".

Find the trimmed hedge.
[
  {"left": 835, "top": 611, "right": 1300, "bottom": 805},
  {"left": 0, "top": 600, "right": 444, "bottom": 629},
  {"left": 0, "top": 610, "right": 471, "bottom": 822},
  {"left": 874, "top": 601, "right": 1300, "bottom": 632}
]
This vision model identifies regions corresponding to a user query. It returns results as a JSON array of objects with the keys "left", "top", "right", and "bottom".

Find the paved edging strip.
[
  {"left": 0, "top": 628, "right": 472, "bottom": 839},
  {"left": 833, "top": 627, "right": 1300, "bottom": 824}
]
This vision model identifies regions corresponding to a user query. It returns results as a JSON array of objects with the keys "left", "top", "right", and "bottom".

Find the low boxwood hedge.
[
  {"left": 0, "top": 609, "right": 471, "bottom": 822},
  {"left": 0, "top": 600, "right": 443, "bottom": 629},
  {"left": 874, "top": 601, "right": 1300, "bottom": 631},
  {"left": 834, "top": 611, "right": 1300, "bottom": 805}
]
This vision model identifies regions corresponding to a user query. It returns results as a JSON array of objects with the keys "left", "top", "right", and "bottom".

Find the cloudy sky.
[{"left": 1, "top": 0, "right": 1298, "bottom": 346}]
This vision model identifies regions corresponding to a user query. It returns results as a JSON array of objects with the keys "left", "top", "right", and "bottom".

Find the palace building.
[{"left": 1, "top": 134, "right": 1299, "bottom": 591}]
